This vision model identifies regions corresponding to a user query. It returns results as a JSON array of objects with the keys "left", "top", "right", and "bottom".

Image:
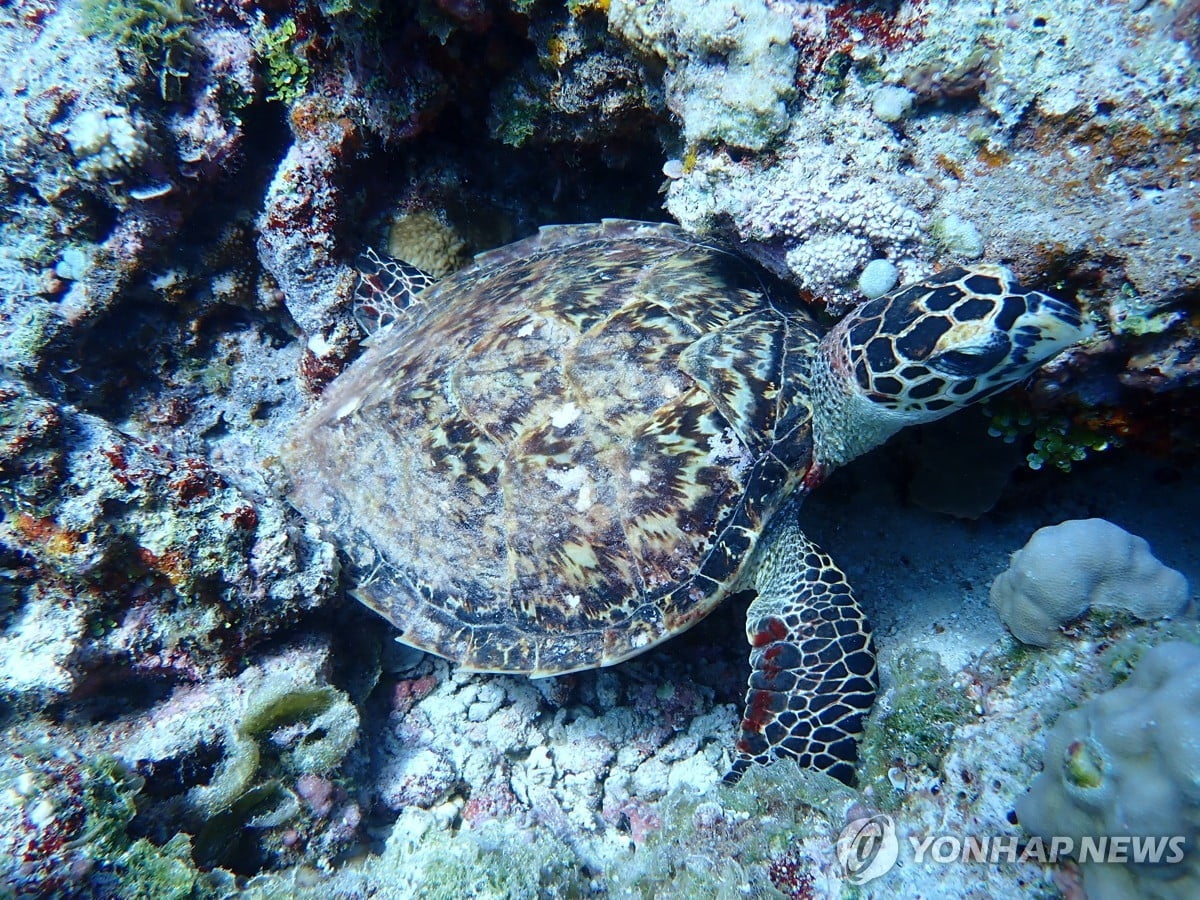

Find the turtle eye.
[{"left": 929, "top": 338, "right": 1009, "bottom": 376}]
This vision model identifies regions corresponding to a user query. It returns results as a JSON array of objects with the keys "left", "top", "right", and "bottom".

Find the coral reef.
[
  {"left": 1017, "top": 641, "right": 1200, "bottom": 900},
  {"left": 79, "top": 0, "right": 197, "bottom": 99},
  {"left": 609, "top": 0, "right": 797, "bottom": 151},
  {"left": 991, "top": 519, "right": 1190, "bottom": 648},
  {"left": 0, "top": 1, "right": 255, "bottom": 378},
  {"left": 0, "top": 640, "right": 362, "bottom": 892},
  {"left": 489, "top": 2, "right": 653, "bottom": 148},
  {"left": 0, "top": 381, "right": 336, "bottom": 700},
  {"left": 0, "top": 744, "right": 230, "bottom": 898},
  {"left": 639, "top": 0, "right": 1199, "bottom": 316},
  {"left": 364, "top": 642, "right": 739, "bottom": 843},
  {"left": 857, "top": 648, "right": 973, "bottom": 800},
  {"left": 324, "top": 761, "right": 862, "bottom": 897},
  {"left": 119, "top": 641, "right": 362, "bottom": 866}
]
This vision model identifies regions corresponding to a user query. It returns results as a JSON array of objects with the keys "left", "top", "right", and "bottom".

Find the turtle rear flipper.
[
  {"left": 353, "top": 248, "right": 438, "bottom": 336},
  {"left": 727, "top": 507, "right": 878, "bottom": 786}
]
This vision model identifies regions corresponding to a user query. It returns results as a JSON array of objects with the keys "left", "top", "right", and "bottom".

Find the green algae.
[
  {"left": 80, "top": 0, "right": 196, "bottom": 98},
  {"left": 858, "top": 649, "right": 974, "bottom": 806}
]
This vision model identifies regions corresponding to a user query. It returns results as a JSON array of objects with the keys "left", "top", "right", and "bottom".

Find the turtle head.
[{"left": 813, "top": 264, "right": 1087, "bottom": 470}]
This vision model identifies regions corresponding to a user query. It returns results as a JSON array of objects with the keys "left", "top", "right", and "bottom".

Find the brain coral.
[
  {"left": 1017, "top": 641, "right": 1200, "bottom": 900},
  {"left": 990, "top": 519, "right": 1190, "bottom": 647}
]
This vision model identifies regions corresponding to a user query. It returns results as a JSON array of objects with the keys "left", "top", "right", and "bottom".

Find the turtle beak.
[
  {"left": 1020, "top": 291, "right": 1092, "bottom": 364},
  {"left": 1038, "top": 292, "right": 1088, "bottom": 335}
]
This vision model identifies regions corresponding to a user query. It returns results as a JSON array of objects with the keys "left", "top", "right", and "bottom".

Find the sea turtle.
[{"left": 282, "top": 220, "right": 1085, "bottom": 784}]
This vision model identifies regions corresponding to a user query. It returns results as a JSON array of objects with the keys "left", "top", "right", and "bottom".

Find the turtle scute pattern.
[
  {"left": 351, "top": 246, "right": 438, "bottom": 333},
  {"left": 283, "top": 221, "right": 822, "bottom": 676}
]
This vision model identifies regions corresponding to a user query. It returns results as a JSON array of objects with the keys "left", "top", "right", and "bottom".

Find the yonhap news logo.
[
  {"left": 835, "top": 815, "right": 900, "bottom": 885},
  {"left": 834, "top": 815, "right": 1187, "bottom": 884},
  {"left": 907, "top": 833, "right": 1187, "bottom": 866}
]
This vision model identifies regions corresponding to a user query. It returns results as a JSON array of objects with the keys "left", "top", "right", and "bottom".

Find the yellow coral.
[{"left": 388, "top": 210, "right": 466, "bottom": 279}]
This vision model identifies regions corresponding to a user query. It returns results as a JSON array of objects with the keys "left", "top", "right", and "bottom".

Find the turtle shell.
[{"left": 283, "top": 220, "right": 823, "bottom": 675}]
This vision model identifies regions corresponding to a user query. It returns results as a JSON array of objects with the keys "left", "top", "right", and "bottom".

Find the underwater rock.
[
  {"left": 608, "top": 0, "right": 797, "bottom": 151},
  {"left": 904, "top": 410, "right": 1025, "bottom": 519},
  {"left": 0, "top": 2, "right": 257, "bottom": 378},
  {"left": 489, "top": 4, "right": 652, "bottom": 148},
  {"left": 0, "top": 640, "right": 361, "bottom": 890},
  {"left": 120, "top": 641, "right": 358, "bottom": 811},
  {"left": 1122, "top": 328, "right": 1200, "bottom": 394},
  {"left": 117, "top": 640, "right": 361, "bottom": 869},
  {"left": 257, "top": 130, "right": 362, "bottom": 384},
  {"left": 628, "top": 0, "right": 1199, "bottom": 316},
  {"left": 0, "top": 381, "right": 336, "bottom": 699}
]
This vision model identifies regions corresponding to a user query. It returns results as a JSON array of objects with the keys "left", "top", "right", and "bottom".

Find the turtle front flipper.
[
  {"left": 353, "top": 248, "right": 438, "bottom": 335},
  {"left": 726, "top": 507, "right": 878, "bottom": 785}
]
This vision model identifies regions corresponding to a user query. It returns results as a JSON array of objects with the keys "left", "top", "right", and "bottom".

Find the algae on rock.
[{"left": 608, "top": 0, "right": 797, "bottom": 151}]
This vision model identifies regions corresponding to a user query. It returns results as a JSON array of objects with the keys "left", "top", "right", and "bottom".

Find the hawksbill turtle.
[{"left": 282, "top": 220, "right": 1085, "bottom": 783}]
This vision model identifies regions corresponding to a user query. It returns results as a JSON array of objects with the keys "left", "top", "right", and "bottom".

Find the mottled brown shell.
[{"left": 283, "top": 221, "right": 823, "bottom": 675}]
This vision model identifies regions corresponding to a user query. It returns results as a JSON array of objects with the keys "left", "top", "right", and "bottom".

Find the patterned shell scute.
[{"left": 284, "top": 221, "right": 822, "bottom": 675}]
